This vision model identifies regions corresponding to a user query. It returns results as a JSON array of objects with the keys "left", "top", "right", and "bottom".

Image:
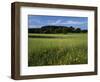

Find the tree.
[
  {"left": 75, "top": 28, "right": 81, "bottom": 33},
  {"left": 62, "top": 28, "right": 68, "bottom": 34},
  {"left": 28, "top": 25, "right": 87, "bottom": 34},
  {"left": 81, "top": 30, "right": 87, "bottom": 33}
]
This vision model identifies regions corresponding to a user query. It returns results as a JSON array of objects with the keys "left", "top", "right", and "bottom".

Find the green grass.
[{"left": 28, "top": 33, "right": 88, "bottom": 66}]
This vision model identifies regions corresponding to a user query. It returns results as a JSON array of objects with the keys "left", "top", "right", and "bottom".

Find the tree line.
[{"left": 28, "top": 25, "right": 87, "bottom": 34}]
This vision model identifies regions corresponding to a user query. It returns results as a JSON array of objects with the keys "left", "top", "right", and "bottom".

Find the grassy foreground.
[{"left": 28, "top": 33, "right": 88, "bottom": 66}]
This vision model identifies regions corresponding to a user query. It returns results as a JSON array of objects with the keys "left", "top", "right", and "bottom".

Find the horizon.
[{"left": 28, "top": 15, "right": 88, "bottom": 30}]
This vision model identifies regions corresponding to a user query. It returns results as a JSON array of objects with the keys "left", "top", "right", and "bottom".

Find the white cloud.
[
  {"left": 47, "top": 19, "right": 85, "bottom": 25},
  {"left": 29, "top": 25, "right": 41, "bottom": 28},
  {"left": 29, "top": 19, "right": 41, "bottom": 24},
  {"left": 47, "top": 19, "right": 62, "bottom": 25},
  {"left": 51, "top": 20, "right": 62, "bottom": 25},
  {"left": 62, "top": 20, "right": 85, "bottom": 25},
  {"left": 29, "top": 18, "right": 87, "bottom": 28}
]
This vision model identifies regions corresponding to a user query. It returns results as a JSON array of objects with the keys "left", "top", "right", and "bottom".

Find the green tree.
[{"left": 75, "top": 28, "right": 81, "bottom": 33}]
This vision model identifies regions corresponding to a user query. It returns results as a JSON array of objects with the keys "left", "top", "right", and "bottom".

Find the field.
[{"left": 28, "top": 33, "right": 88, "bottom": 66}]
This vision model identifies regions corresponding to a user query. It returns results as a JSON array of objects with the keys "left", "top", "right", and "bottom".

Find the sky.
[{"left": 28, "top": 15, "right": 88, "bottom": 30}]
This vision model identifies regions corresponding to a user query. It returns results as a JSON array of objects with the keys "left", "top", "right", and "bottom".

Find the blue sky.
[{"left": 28, "top": 15, "right": 88, "bottom": 30}]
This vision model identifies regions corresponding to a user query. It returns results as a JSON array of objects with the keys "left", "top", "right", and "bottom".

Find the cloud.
[
  {"left": 28, "top": 18, "right": 42, "bottom": 28},
  {"left": 47, "top": 19, "right": 86, "bottom": 25},
  {"left": 29, "top": 25, "right": 41, "bottom": 28},
  {"left": 29, "top": 19, "right": 41, "bottom": 24},
  {"left": 28, "top": 17, "right": 87, "bottom": 29},
  {"left": 62, "top": 20, "right": 85, "bottom": 25},
  {"left": 46, "top": 19, "right": 61, "bottom": 25},
  {"left": 50, "top": 20, "right": 62, "bottom": 25}
]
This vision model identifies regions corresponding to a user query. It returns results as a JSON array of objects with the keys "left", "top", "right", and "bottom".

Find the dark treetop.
[{"left": 28, "top": 25, "right": 87, "bottom": 34}]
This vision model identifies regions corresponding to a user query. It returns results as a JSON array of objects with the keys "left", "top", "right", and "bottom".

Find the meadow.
[{"left": 28, "top": 33, "right": 88, "bottom": 66}]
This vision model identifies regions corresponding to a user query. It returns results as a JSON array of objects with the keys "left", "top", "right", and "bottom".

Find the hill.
[{"left": 28, "top": 25, "right": 87, "bottom": 34}]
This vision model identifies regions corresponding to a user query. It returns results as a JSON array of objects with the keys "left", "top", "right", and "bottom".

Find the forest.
[{"left": 28, "top": 25, "right": 87, "bottom": 34}]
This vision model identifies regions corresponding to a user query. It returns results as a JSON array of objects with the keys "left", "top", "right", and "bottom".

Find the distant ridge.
[{"left": 28, "top": 25, "right": 87, "bottom": 34}]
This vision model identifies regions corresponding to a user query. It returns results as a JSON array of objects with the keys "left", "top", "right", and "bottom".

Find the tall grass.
[{"left": 28, "top": 33, "right": 87, "bottom": 66}]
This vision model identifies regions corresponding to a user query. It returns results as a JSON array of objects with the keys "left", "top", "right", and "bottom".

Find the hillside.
[{"left": 28, "top": 25, "right": 87, "bottom": 34}]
